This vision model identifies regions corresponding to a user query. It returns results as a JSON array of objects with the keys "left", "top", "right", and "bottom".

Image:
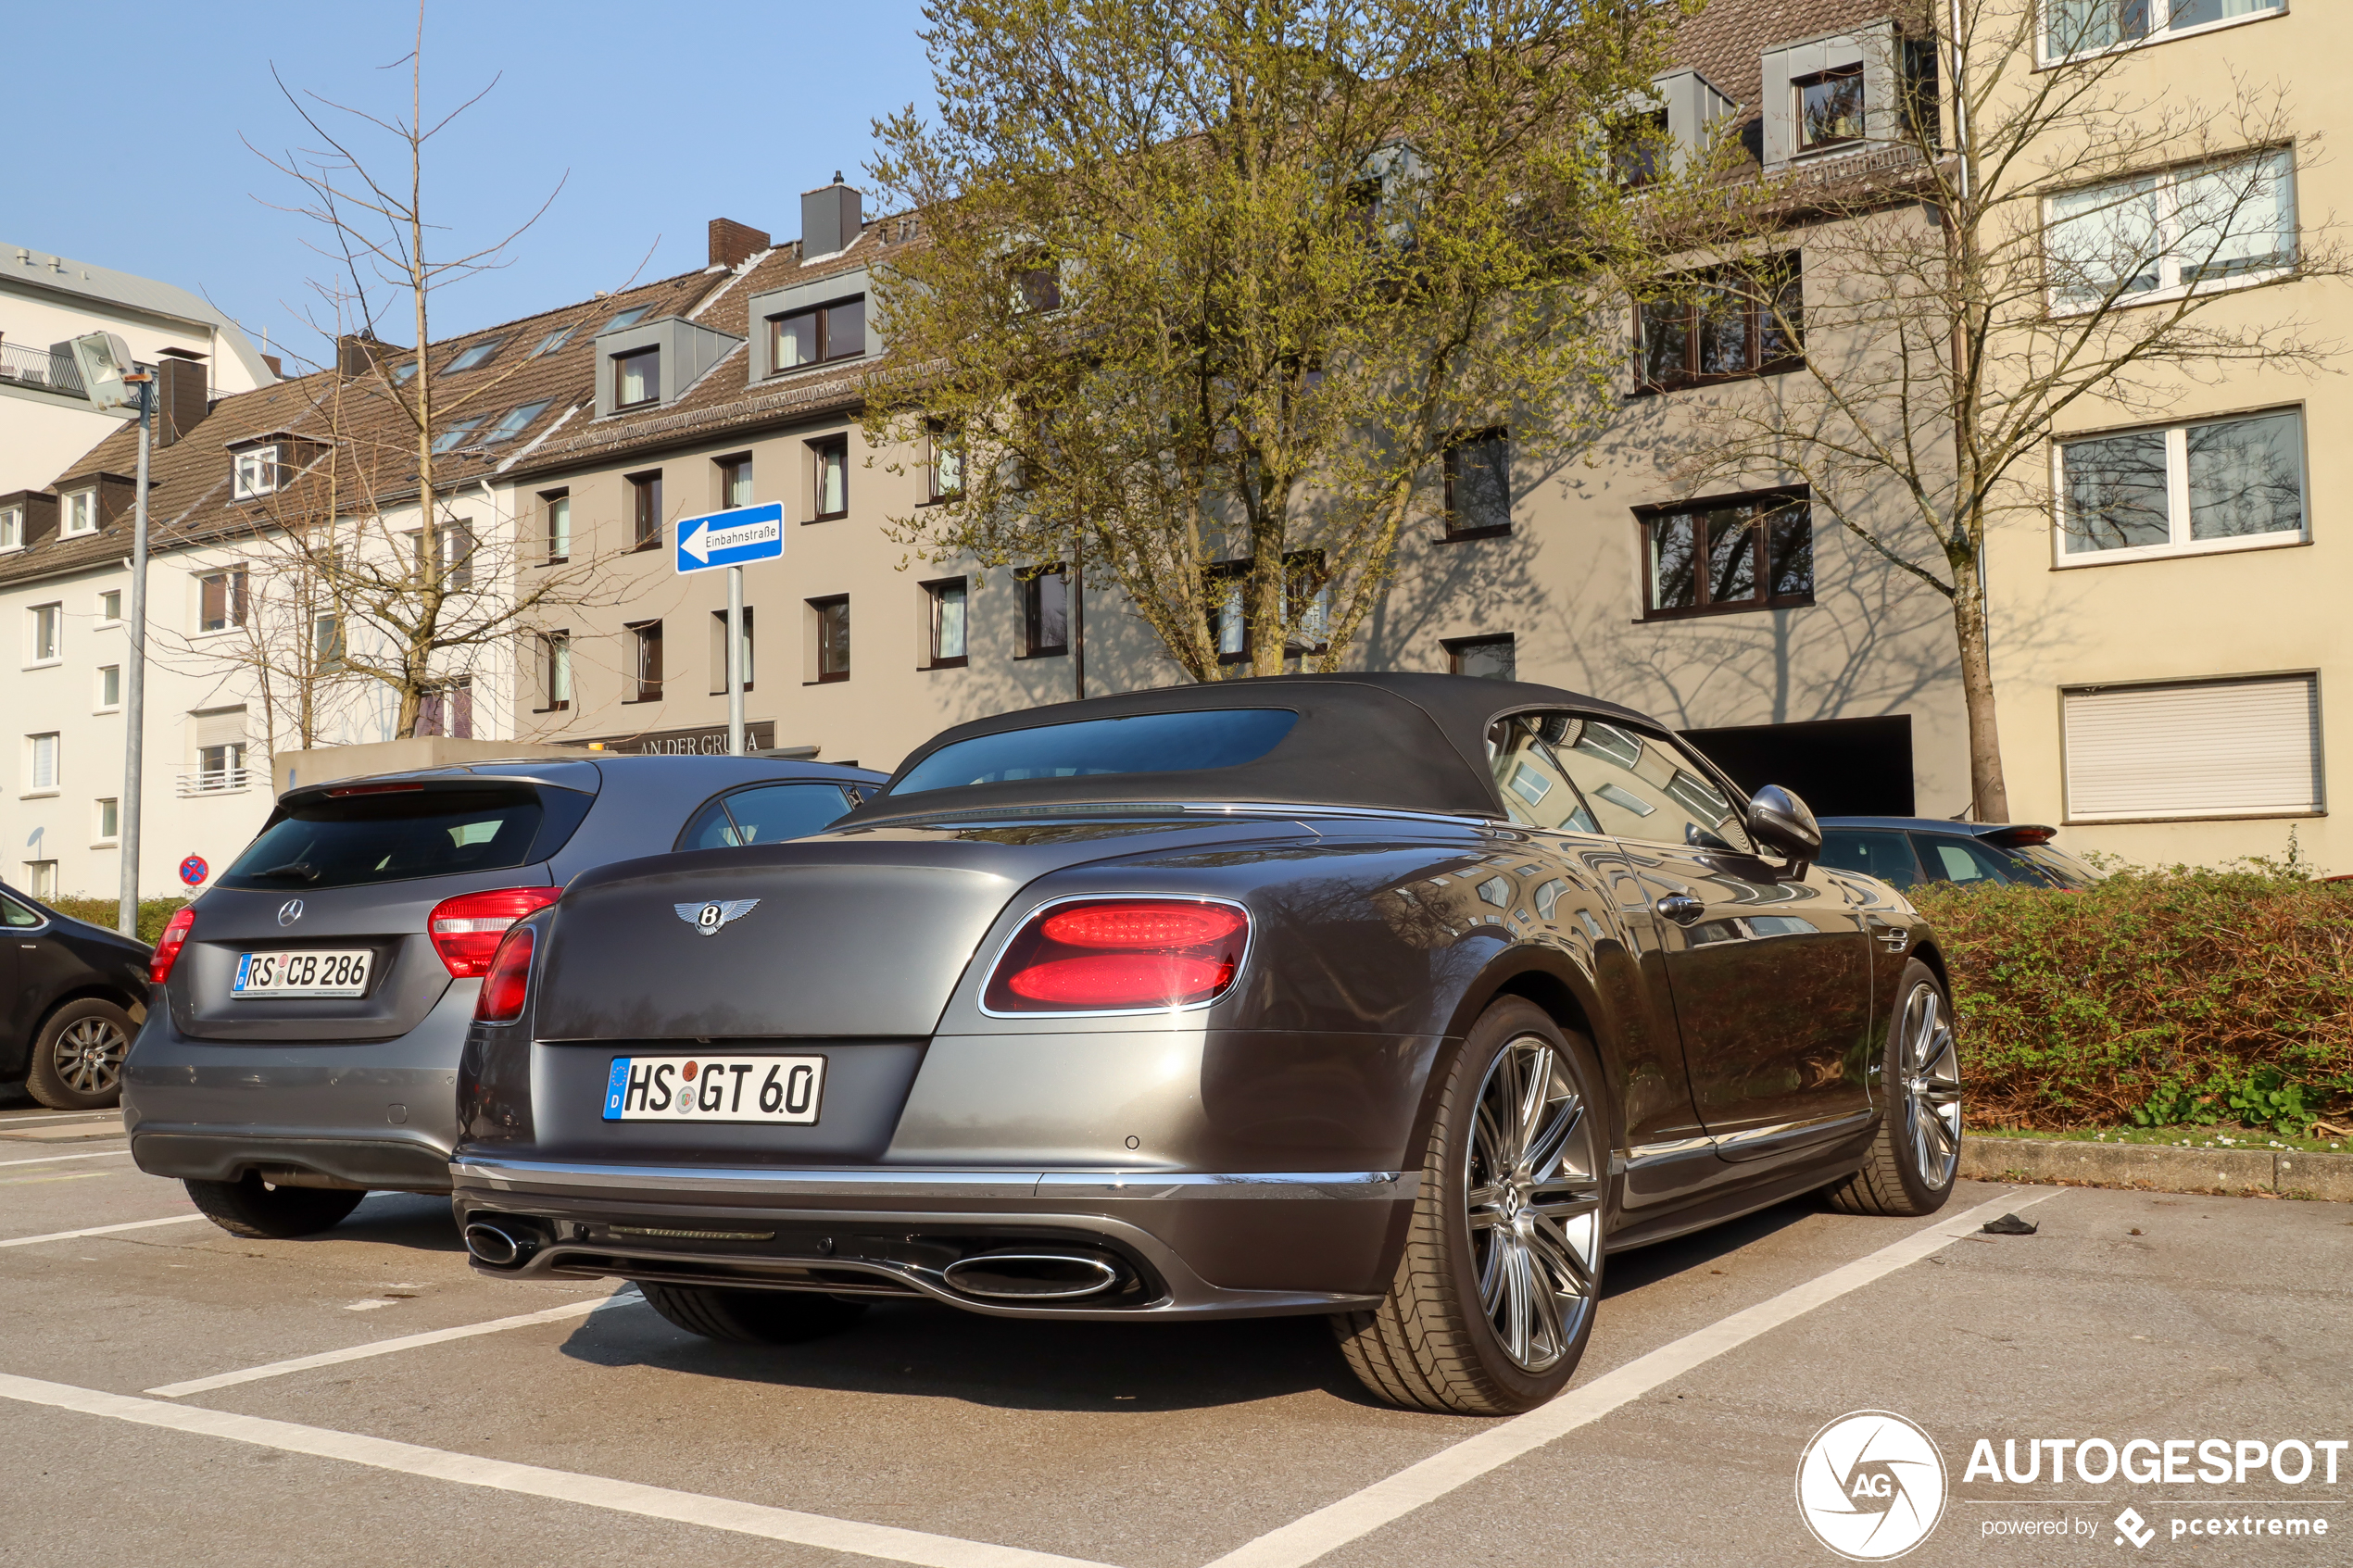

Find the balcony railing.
[
  {"left": 176, "top": 767, "right": 254, "bottom": 797},
  {"left": 0, "top": 340, "right": 89, "bottom": 398}
]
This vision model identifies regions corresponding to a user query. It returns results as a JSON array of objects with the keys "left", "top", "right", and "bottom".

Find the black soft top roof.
[{"left": 844, "top": 672, "right": 1662, "bottom": 822}]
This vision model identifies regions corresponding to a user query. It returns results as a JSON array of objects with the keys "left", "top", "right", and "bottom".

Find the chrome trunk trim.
[{"left": 453, "top": 1157, "right": 1416, "bottom": 1202}]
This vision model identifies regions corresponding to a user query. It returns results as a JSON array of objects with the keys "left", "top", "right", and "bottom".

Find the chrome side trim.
[
  {"left": 1709, "top": 1109, "right": 1876, "bottom": 1153},
  {"left": 1624, "top": 1135, "right": 1718, "bottom": 1167},
  {"left": 453, "top": 1157, "right": 1416, "bottom": 1202}
]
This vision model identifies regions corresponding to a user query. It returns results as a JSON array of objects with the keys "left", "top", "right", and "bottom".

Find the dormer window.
[
  {"left": 1011, "top": 259, "right": 1063, "bottom": 315},
  {"left": 769, "top": 296, "right": 865, "bottom": 371},
  {"left": 0, "top": 507, "right": 20, "bottom": 550},
  {"left": 61, "top": 488, "right": 99, "bottom": 534},
  {"left": 1795, "top": 66, "right": 1865, "bottom": 151},
  {"left": 230, "top": 448, "right": 278, "bottom": 500},
  {"left": 445, "top": 338, "right": 504, "bottom": 372},
  {"left": 615, "top": 346, "right": 660, "bottom": 408}
]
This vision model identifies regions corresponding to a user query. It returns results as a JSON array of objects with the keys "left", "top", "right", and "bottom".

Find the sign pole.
[
  {"left": 726, "top": 563, "right": 746, "bottom": 757},
  {"left": 117, "top": 373, "right": 154, "bottom": 936}
]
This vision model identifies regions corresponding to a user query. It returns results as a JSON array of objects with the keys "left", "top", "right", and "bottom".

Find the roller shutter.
[
  {"left": 2062, "top": 676, "right": 2322, "bottom": 820},
  {"left": 193, "top": 707, "right": 247, "bottom": 750}
]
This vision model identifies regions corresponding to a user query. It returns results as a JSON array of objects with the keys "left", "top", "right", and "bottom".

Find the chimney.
[
  {"left": 155, "top": 358, "right": 210, "bottom": 448},
  {"left": 800, "top": 174, "right": 862, "bottom": 260},
  {"left": 261, "top": 353, "right": 283, "bottom": 378},
  {"left": 708, "top": 217, "right": 771, "bottom": 270},
  {"left": 336, "top": 332, "right": 391, "bottom": 378}
]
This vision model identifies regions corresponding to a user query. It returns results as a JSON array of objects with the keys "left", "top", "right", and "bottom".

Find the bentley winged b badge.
[{"left": 676, "top": 898, "right": 761, "bottom": 936}]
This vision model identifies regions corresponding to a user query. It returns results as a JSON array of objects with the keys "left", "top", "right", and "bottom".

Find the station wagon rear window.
[
  {"left": 890, "top": 709, "right": 1300, "bottom": 795},
  {"left": 220, "top": 785, "right": 574, "bottom": 890}
]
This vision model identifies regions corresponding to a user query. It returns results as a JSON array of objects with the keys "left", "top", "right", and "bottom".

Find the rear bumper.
[
  {"left": 122, "top": 986, "right": 475, "bottom": 1193},
  {"left": 450, "top": 1156, "right": 1414, "bottom": 1320}
]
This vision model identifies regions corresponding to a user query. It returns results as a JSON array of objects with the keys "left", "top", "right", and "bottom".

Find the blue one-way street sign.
[{"left": 675, "top": 502, "right": 786, "bottom": 574}]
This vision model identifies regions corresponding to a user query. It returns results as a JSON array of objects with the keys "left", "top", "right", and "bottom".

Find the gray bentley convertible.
[{"left": 451, "top": 674, "right": 1961, "bottom": 1415}]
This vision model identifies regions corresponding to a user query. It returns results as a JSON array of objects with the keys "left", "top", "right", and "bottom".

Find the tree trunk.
[{"left": 1948, "top": 543, "right": 2009, "bottom": 822}]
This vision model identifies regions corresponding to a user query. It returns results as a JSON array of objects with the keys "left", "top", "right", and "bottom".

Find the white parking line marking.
[
  {"left": 0, "top": 1372, "right": 1114, "bottom": 1568},
  {"left": 1204, "top": 1189, "right": 2059, "bottom": 1568},
  {"left": 0, "top": 1214, "right": 205, "bottom": 1248},
  {"left": 0, "top": 1148, "right": 133, "bottom": 1168},
  {"left": 0, "top": 1173, "right": 107, "bottom": 1186},
  {"left": 149, "top": 1289, "right": 646, "bottom": 1396},
  {"left": 0, "top": 1110, "right": 117, "bottom": 1125}
]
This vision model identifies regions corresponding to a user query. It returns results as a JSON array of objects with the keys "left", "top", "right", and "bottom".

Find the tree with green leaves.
[{"left": 862, "top": 0, "right": 1693, "bottom": 681}]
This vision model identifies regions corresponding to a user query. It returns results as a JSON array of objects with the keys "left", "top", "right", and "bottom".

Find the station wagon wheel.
[
  {"left": 1825, "top": 959, "right": 1961, "bottom": 1218},
  {"left": 24, "top": 997, "right": 135, "bottom": 1110},
  {"left": 1331, "top": 997, "right": 1608, "bottom": 1415}
]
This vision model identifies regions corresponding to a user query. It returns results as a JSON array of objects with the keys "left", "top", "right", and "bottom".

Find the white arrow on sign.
[{"left": 679, "top": 514, "right": 784, "bottom": 564}]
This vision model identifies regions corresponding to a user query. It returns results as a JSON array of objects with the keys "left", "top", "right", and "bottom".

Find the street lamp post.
[{"left": 71, "top": 333, "right": 153, "bottom": 938}]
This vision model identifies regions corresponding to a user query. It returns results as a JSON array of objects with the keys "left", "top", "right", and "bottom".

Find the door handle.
[{"left": 1654, "top": 893, "right": 1705, "bottom": 925}]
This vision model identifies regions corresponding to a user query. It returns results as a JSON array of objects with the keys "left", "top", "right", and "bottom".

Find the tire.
[
  {"left": 1824, "top": 959, "right": 1962, "bottom": 1218},
  {"left": 184, "top": 1174, "right": 368, "bottom": 1239},
  {"left": 637, "top": 1281, "right": 868, "bottom": 1345},
  {"left": 1330, "top": 997, "right": 1609, "bottom": 1416},
  {"left": 24, "top": 998, "right": 134, "bottom": 1110}
]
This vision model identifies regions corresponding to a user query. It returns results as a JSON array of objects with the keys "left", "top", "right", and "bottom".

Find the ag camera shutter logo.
[{"left": 1796, "top": 1410, "right": 1949, "bottom": 1561}]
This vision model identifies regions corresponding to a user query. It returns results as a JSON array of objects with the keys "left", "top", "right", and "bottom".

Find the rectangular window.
[
  {"left": 232, "top": 448, "right": 279, "bottom": 500},
  {"left": 2045, "top": 0, "right": 2283, "bottom": 61},
  {"left": 2057, "top": 408, "right": 2304, "bottom": 562},
  {"left": 0, "top": 508, "right": 22, "bottom": 549},
  {"left": 27, "top": 732, "right": 60, "bottom": 791},
  {"left": 603, "top": 304, "right": 652, "bottom": 334},
  {"left": 417, "top": 679, "right": 473, "bottom": 740},
  {"left": 630, "top": 620, "right": 664, "bottom": 702},
  {"left": 1445, "top": 635, "right": 1516, "bottom": 682},
  {"left": 63, "top": 488, "right": 99, "bottom": 533},
  {"left": 445, "top": 338, "right": 504, "bottom": 373},
  {"left": 197, "top": 741, "right": 247, "bottom": 780},
  {"left": 2063, "top": 673, "right": 2321, "bottom": 821},
  {"left": 531, "top": 324, "right": 575, "bottom": 358},
  {"left": 30, "top": 603, "right": 61, "bottom": 662},
  {"left": 709, "top": 607, "right": 756, "bottom": 694},
  {"left": 1443, "top": 430, "right": 1512, "bottom": 537},
  {"left": 811, "top": 596, "right": 850, "bottom": 682},
  {"left": 2046, "top": 150, "right": 2295, "bottom": 309},
  {"left": 1638, "top": 257, "right": 1803, "bottom": 390},
  {"left": 811, "top": 435, "right": 849, "bottom": 520},
  {"left": 543, "top": 490, "right": 572, "bottom": 562},
  {"left": 614, "top": 345, "right": 661, "bottom": 408},
  {"left": 95, "top": 797, "right": 119, "bottom": 842},
  {"left": 1613, "top": 107, "right": 1671, "bottom": 189},
  {"left": 925, "top": 578, "right": 968, "bottom": 667},
  {"left": 1022, "top": 566, "right": 1069, "bottom": 657},
  {"left": 97, "top": 664, "right": 120, "bottom": 708},
  {"left": 1793, "top": 65, "right": 1865, "bottom": 151},
  {"left": 429, "top": 417, "right": 486, "bottom": 455},
  {"left": 717, "top": 455, "right": 754, "bottom": 509},
  {"left": 1641, "top": 493, "right": 1815, "bottom": 617},
  {"left": 927, "top": 423, "right": 963, "bottom": 502},
  {"left": 199, "top": 569, "right": 248, "bottom": 633},
  {"left": 769, "top": 296, "right": 866, "bottom": 371},
  {"left": 436, "top": 518, "right": 476, "bottom": 591},
  {"left": 629, "top": 470, "right": 663, "bottom": 549},
  {"left": 99, "top": 589, "right": 120, "bottom": 621},
  {"left": 1011, "top": 258, "right": 1063, "bottom": 315},
  {"left": 24, "top": 860, "right": 57, "bottom": 898},
  {"left": 481, "top": 398, "right": 552, "bottom": 444},
  {"left": 543, "top": 630, "right": 572, "bottom": 710},
  {"left": 313, "top": 614, "right": 344, "bottom": 670}
]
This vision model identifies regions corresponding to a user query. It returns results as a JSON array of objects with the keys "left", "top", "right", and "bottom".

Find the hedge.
[
  {"left": 1913, "top": 859, "right": 2353, "bottom": 1135},
  {"left": 42, "top": 895, "right": 189, "bottom": 947}
]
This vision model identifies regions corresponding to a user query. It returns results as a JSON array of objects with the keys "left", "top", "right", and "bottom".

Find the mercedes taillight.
[
  {"left": 150, "top": 906, "right": 195, "bottom": 985},
  {"left": 982, "top": 898, "right": 1250, "bottom": 1014}
]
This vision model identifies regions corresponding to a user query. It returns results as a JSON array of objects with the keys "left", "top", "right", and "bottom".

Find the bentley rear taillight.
[
  {"left": 983, "top": 898, "right": 1249, "bottom": 1013},
  {"left": 428, "top": 886, "right": 561, "bottom": 978},
  {"left": 475, "top": 925, "right": 536, "bottom": 1024},
  {"left": 150, "top": 906, "right": 195, "bottom": 985}
]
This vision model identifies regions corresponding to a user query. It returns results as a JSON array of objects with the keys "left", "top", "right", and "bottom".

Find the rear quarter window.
[
  {"left": 1818, "top": 830, "right": 1921, "bottom": 889},
  {"left": 220, "top": 785, "right": 585, "bottom": 891},
  {"left": 677, "top": 783, "right": 856, "bottom": 850}
]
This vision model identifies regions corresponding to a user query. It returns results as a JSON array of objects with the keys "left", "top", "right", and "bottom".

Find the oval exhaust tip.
[
  {"left": 463, "top": 1223, "right": 522, "bottom": 1268},
  {"left": 941, "top": 1251, "right": 1123, "bottom": 1300}
]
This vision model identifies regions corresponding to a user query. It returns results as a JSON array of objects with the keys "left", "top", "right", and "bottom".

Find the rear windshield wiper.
[{"left": 250, "top": 861, "right": 321, "bottom": 883}]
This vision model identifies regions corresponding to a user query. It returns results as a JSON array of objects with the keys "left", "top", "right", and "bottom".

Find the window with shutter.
[{"left": 2062, "top": 675, "right": 2322, "bottom": 821}]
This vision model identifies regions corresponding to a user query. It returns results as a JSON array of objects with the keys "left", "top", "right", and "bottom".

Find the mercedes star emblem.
[{"left": 277, "top": 899, "right": 306, "bottom": 926}]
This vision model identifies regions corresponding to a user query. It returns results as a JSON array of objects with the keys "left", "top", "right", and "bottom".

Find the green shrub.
[
  {"left": 1914, "top": 858, "right": 2353, "bottom": 1135},
  {"left": 42, "top": 895, "right": 188, "bottom": 947}
]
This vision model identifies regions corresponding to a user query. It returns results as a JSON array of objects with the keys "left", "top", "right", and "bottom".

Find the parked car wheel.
[
  {"left": 24, "top": 997, "right": 135, "bottom": 1110},
  {"left": 636, "top": 1281, "right": 868, "bottom": 1344},
  {"left": 1824, "top": 960, "right": 1962, "bottom": 1218},
  {"left": 1331, "top": 997, "right": 1608, "bottom": 1416},
  {"left": 183, "top": 1174, "right": 368, "bottom": 1239}
]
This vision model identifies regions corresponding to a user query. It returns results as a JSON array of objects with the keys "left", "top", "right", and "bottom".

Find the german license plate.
[
  {"left": 233, "top": 949, "right": 372, "bottom": 997},
  {"left": 602, "top": 1055, "right": 825, "bottom": 1123}
]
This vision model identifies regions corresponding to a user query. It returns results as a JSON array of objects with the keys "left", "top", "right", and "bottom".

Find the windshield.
[
  {"left": 890, "top": 709, "right": 1300, "bottom": 796},
  {"left": 220, "top": 785, "right": 564, "bottom": 890}
]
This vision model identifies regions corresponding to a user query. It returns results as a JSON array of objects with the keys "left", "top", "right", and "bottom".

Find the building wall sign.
[{"left": 562, "top": 721, "right": 776, "bottom": 757}]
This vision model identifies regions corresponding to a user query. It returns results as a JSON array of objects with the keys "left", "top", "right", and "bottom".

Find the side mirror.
[{"left": 1746, "top": 784, "right": 1821, "bottom": 870}]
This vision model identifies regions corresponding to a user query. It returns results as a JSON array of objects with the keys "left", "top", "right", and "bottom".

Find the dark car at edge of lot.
[
  {"left": 1818, "top": 817, "right": 2103, "bottom": 892},
  {"left": 0, "top": 882, "right": 153, "bottom": 1110},
  {"left": 125, "top": 754, "right": 884, "bottom": 1240},
  {"left": 450, "top": 673, "right": 1966, "bottom": 1417}
]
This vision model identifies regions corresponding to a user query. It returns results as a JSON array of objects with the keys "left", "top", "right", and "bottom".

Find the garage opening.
[{"left": 1680, "top": 715, "right": 1915, "bottom": 817}]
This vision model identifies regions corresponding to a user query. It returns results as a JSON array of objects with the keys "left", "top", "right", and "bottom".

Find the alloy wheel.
[
  {"left": 1464, "top": 1033, "right": 1604, "bottom": 1374},
  {"left": 1899, "top": 983, "right": 1962, "bottom": 1188},
  {"left": 54, "top": 1017, "right": 128, "bottom": 1097}
]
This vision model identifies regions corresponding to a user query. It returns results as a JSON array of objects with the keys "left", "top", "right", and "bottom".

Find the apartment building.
[{"left": 0, "top": 242, "right": 276, "bottom": 494}]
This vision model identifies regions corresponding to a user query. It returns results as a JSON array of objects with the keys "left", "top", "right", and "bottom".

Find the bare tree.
[{"left": 1658, "top": 0, "right": 2344, "bottom": 818}]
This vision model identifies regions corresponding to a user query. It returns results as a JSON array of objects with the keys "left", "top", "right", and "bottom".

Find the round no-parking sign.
[{"left": 179, "top": 855, "right": 208, "bottom": 887}]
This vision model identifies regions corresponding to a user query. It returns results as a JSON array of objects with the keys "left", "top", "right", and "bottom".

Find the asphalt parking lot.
[{"left": 3, "top": 1101, "right": 2347, "bottom": 1568}]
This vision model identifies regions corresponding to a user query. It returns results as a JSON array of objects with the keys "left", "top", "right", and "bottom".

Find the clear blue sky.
[{"left": 4, "top": 1, "right": 936, "bottom": 366}]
